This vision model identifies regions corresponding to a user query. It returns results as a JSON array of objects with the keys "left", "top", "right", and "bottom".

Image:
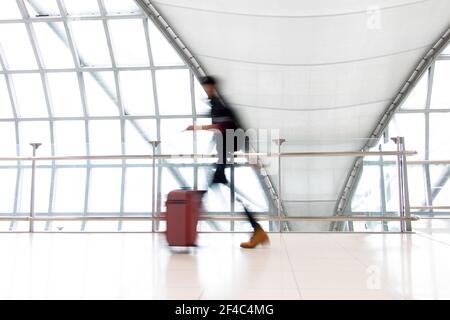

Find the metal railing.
[{"left": 0, "top": 138, "right": 418, "bottom": 233}]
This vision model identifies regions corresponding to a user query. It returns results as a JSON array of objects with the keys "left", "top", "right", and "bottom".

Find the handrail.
[
  {"left": 0, "top": 150, "right": 417, "bottom": 162},
  {"left": 411, "top": 206, "right": 450, "bottom": 210},
  {"left": 408, "top": 160, "right": 450, "bottom": 165},
  {"left": 0, "top": 215, "right": 420, "bottom": 222}
]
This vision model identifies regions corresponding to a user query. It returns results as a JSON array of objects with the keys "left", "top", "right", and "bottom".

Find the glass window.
[
  {"left": 88, "top": 120, "right": 122, "bottom": 155},
  {"left": 102, "top": 0, "right": 141, "bottom": 15},
  {"left": 160, "top": 118, "right": 193, "bottom": 155},
  {"left": 84, "top": 72, "right": 119, "bottom": 116},
  {"left": 351, "top": 166, "right": 381, "bottom": 213},
  {"left": 17, "top": 168, "right": 51, "bottom": 213},
  {"left": 0, "top": 122, "right": 17, "bottom": 157},
  {"left": 430, "top": 60, "right": 450, "bottom": 109},
  {"left": 148, "top": 22, "right": 184, "bottom": 66},
  {"left": 234, "top": 167, "right": 269, "bottom": 211},
  {"left": 429, "top": 113, "right": 450, "bottom": 159},
  {"left": 0, "top": 0, "right": 22, "bottom": 20},
  {"left": 88, "top": 168, "right": 122, "bottom": 213},
  {"left": 53, "top": 168, "right": 86, "bottom": 213},
  {"left": 53, "top": 120, "right": 86, "bottom": 157},
  {"left": 108, "top": 19, "right": 149, "bottom": 66},
  {"left": 401, "top": 71, "right": 428, "bottom": 110},
  {"left": 156, "top": 69, "right": 192, "bottom": 115},
  {"left": 64, "top": 0, "right": 100, "bottom": 16},
  {"left": 119, "top": 71, "right": 155, "bottom": 115},
  {"left": 0, "top": 76, "right": 13, "bottom": 118},
  {"left": 389, "top": 113, "right": 425, "bottom": 159},
  {"left": 406, "top": 166, "right": 427, "bottom": 207},
  {"left": 70, "top": 20, "right": 111, "bottom": 67},
  {"left": 124, "top": 167, "right": 153, "bottom": 212},
  {"left": 0, "top": 169, "right": 17, "bottom": 213},
  {"left": 47, "top": 73, "right": 84, "bottom": 117},
  {"left": 0, "top": 24, "right": 38, "bottom": 70},
  {"left": 33, "top": 22, "right": 74, "bottom": 69},
  {"left": 18, "top": 121, "right": 51, "bottom": 155},
  {"left": 12, "top": 73, "right": 48, "bottom": 118},
  {"left": 196, "top": 118, "right": 214, "bottom": 154},
  {"left": 24, "top": 0, "right": 60, "bottom": 17},
  {"left": 124, "top": 119, "right": 157, "bottom": 155}
]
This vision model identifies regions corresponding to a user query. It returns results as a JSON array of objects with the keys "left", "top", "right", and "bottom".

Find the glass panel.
[
  {"left": 389, "top": 113, "right": 425, "bottom": 159},
  {"left": 0, "top": 0, "right": 22, "bottom": 20},
  {"left": 196, "top": 118, "right": 214, "bottom": 154},
  {"left": 401, "top": 71, "right": 428, "bottom": 110},
  {"left": 429, "top": 113, "right": 450, "bottom": 159},
  {"left": 53, "top": 168, "right": 86, "bottom": 213},
  {"left": 0, "top": 77, "right": 13, "bottom": 118},
  {"left": 108, "top": 19, "right": 149, "bottom": 66},
  {"left": 102, "top": 0, "right": 141, "bottom": 15},
  {"left": 24, "top": 0, "right": 60, "bottom": 17},
  {"left": 47, "top": 72, "right": 84, "bottom": 117},
  {"left": 156, "top": 69, "right": 192, "bottom": 115},
  {"left": 53, "top": 120, "right": 86, "bottom": 157},
  {"left": 430, "top": 164, "right": 450, "bottom": 208},
  {"left": 234, "top": 166, "right": 269, "bottom": 212},
  {"left": 88, "top": 168, "right": 121, "bottom": 213},
  {"left": 17, "top": 168, "right": 51, "bottom": 213},
  {"left": 0, "top": 24, "right": 38, "bottom": 70},
  {"left": 88, "top": 120, "right": 122, "bottom": 155},
  {"left": 0, "top": 122, "right": 17, "bottom": 157},
  {"left": 148, "top": 22, "right": 184, "bottom": 66},
  {"left": 70, "top": 20, "right": 111, "bottom": 67},
  {"left": 351, "top": 165, "right": 381, "bottom": 212},
  {"left": 12, "top": 73, "right": 48, "bottom": 118},
  {"left": 430, "top": 60, "right": 450, "bottom": 109},
  {"left": 119, "top": 71, "right": 154, "bottom": 115},
  {"left": 0, "top": 169, "right": 17, "bottom": 213},
  {"left": 407, "top": 165, "right": 427, "bottom": 207},
  {"left": 124, "top": 167, "right": 153, "bottom": 213},
  {"left": 33, "top": 22, "right": 74, "bottom": 69},
  {"left": 124, "top": 119, "right": 156, "bottom": 155},
  {"left": 160, "top": 118, "right": 193, "bottom": 155},
  {"left": 18, "top": 121, "right": 51, "bottom": 155},
  {"left": 384, "top": 163, "right": 399, "bottom": 213},
  {"left": 84, "top": 71, "right": 119, "bottom": 116},
  {"left": 64, "top": 0, "right": 100, "bottom": 16}
]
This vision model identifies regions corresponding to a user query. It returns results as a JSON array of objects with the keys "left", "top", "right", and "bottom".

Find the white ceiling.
[{"left": 150, "top": 0, "right": 450, "bottom": 229}]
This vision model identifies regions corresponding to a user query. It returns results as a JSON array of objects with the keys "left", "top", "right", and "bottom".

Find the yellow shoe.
[{"left": 240, "top": 227, "right": 270, "bottom": 249}]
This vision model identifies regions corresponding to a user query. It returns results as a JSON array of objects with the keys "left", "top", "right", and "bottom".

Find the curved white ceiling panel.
[{"left": 148, "top": 0, "right": 450, "bottom": 229}]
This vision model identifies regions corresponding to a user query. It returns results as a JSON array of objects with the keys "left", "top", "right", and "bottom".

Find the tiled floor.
[{"left": 1, "top": 232, "right": 450, "bottom": 299}]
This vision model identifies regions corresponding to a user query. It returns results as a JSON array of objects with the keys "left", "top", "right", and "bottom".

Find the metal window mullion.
[
  {"left": 0, "top": 114, "right": 209, "bottom": 122},
  {"left": 189, "top": 71, "right": 199, "bottom": 191},
  {"left": 144, "top": 16, "right": 162, "bottom": 232},
  {"left": 56, "top": 0, "right": 81, "bottom": 68},
  {"left": 0, "top": 45, "right": 22, "bottom": 231},
  {"left": 18, "top": 1, "right": 59, "bottom": 232},
  {"left": 0, "top": 65, "right": 188, "bottom": 75},
  {"left": 0, "top": 14, "right": 147, "bottom": 24}
]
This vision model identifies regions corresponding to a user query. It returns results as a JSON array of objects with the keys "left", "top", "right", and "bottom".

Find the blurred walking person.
[{"left": 186, "top": 76, "right": 269, "bottom": 248}]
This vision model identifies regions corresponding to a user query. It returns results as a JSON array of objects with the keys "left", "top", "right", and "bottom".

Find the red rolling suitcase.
[{"left": 165, "top": 190, "right": 204, "bottom": 246}]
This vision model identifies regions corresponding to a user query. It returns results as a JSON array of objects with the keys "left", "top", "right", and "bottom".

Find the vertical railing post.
[
  {"left": 149, "top": 140, "right": 160, "bottom": 233},
  {"left": 273, "top": 138, "right": 286, "bottom": 233},
  {"left": 392, "top": 137, "right": 411, "bottom": 232},
  {"left": 399, "top": 137, "right": 412, "bottom": 232},
  {"left": 29, "top": 143, "right": 42, "bottom": 233}
]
